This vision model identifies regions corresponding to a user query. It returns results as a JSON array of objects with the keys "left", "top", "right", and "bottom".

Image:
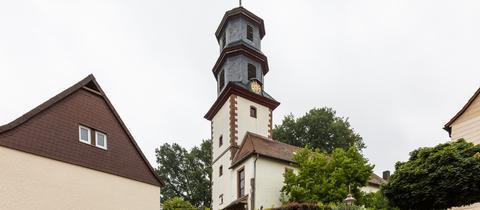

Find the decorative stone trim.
[
  {"left": 229, "top": 94, "right": 239, "bottom": 159},
  {"left": 268, "top": 109, "right": 273, "bottom": 139}
]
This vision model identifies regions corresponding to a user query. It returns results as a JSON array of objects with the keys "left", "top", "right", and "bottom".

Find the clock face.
[{"left": 250, "top": 81, "right": 262, "bottom": 94}]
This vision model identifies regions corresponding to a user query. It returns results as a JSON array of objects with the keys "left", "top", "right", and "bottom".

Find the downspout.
[{"left": 252, "top": 154, "right": 259, "bottom": 210}]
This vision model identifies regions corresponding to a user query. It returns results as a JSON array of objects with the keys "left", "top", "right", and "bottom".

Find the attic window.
[
  {"left": 95, "top": 131, "right": 108, "bottom": 150},
  {"left": 79, "top": 125, "right": 91, "bottom": 144},
  {"left": 248, "top": 64, "right": 256, "bottom": 80},
  {"left": 247, "top": 25, "right": 253, "bottom": 41},
  {"left": 250, "top": 106, "right": 257, "bottom": 118}
]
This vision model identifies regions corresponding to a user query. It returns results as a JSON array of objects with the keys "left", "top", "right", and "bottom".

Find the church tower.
[{"left": 205, "top": 6, "right": 281, "bottom": 210}]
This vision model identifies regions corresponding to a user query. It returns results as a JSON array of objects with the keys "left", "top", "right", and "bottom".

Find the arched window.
[{"left": 248, "top": 64, "right": 256, "bottom": 80}]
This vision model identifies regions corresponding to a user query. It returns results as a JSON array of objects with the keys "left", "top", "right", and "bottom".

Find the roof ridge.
[{"left": 0, "top": 74, "right": 95, "bottom": 133}]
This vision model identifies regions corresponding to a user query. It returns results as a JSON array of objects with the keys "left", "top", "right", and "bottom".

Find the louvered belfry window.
[
  {"left": 247, "top": 25, "right": 253, "bottom": 41},
  {"left": 248, "top": 64, "right": 256, "bottom": 80}
]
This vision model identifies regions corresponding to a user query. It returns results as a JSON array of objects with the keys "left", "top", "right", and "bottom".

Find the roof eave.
[
  {"left": 204, "top": 83, "right": 280, "bottom": 120},
  {"left": 215, "top": 7, "right": 265, "bottom": 40}
]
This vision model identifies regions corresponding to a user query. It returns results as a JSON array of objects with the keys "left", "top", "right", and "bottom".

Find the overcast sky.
[{"left": 1, "top": 0, "right": 480, "bottom": 175}]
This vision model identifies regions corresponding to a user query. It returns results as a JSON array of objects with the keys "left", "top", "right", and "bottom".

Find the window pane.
[
  {"left": 97, "top": 133, "right": 105, "bottom": 146},
  {"left": 80, "top": 128, "right": 89, "bottom": 141}
]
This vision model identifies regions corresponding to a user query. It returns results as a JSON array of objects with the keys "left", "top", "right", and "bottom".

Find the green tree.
[
  {"left": 362, "top": 190, "right": 398, "bottom": 210},
  {"left": 155, "top": 139, "right": 212, "bottom": 208},
  {"left": 281, "top": 147, "right": 373, "bottom": 204},
  {"left": 383, "top": 139, "right": 480, "bottom": 210},
  {"left": 163, "top": 197, "right": 196, "bottom": 210},
  {"left": 273, "top": 107, "right": 365, "bottom": 153}
]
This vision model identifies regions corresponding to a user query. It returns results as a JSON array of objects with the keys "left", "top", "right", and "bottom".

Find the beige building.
[
  {"left": 0, "top": 75, "right": 164, "bottom": 210},
  {"left": 445, "top": 87, "right": 480, "bottom": 210}
]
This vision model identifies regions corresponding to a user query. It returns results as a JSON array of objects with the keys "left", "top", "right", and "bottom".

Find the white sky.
[{"left": 1, "top": 0, "right": 480, "bottom": 175}]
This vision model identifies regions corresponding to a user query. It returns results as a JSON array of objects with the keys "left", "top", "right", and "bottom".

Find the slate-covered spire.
[{"left": 213, "top": 7, "right": 269, "bottom": 95}]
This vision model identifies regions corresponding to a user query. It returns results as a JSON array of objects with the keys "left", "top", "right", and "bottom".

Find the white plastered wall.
[
  {"left": 0, "top": 146, "right": 160, "bottom": 210},
  {"left": 236, "top": 96, "right": 270, "bottom": 141},
  {"left": 212, "top": 99, "right": 233, "bottom": 210},
  {"left": 254, "top": 158, "right": 293, "bottom": 209}
]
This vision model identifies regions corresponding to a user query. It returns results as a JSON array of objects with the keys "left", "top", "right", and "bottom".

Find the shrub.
[{"left": 270, "top": 203, "right": 333, "bottom": 210}]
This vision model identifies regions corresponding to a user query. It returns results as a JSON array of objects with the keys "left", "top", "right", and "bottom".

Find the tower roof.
[{"left": 215, "top": 7, "right": 266, "bottom": 40}]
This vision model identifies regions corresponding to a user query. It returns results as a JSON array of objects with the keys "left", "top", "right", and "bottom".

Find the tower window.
[
  {"left": 238, "top": 167, "right": 245, "bottom": 197},
  {"left": 219, "top": 135, "right": 223, "bottom": 147},
  {"left": 222, "top": 32, "right": 226, "bottom": 47},
  {"left": 219, "top": 194, "right": 224, "bottom": 205},
  {"left": 248, "top": 64, "right": 256, "bottom": 80},
  {"left": 250, "top": 106, "right": 257, "bottom": 118},
  {"left": 219, "top": 165, "right": 223, "bottom": 177},
  {"left": 219, "top": 70, "right": 225, "bottom": 89},
  {"left": 247, "top": 25, "right": 254, "bottom": 41}
]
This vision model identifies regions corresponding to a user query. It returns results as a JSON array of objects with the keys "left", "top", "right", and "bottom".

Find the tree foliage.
[
  {"left": 383, "top": 139, "right": 480, "bottom": 210},
  {"left": 273, "top": 107, "right": 365, "bottom": 153},
  {"left": 162, "top": 197, "right": 196, "bottom": 210},
  {"left": 362, "top": 190, "right": 398, "bottom": 210},
  {"left": 281, "top": 147, "right": 373, "bottom": 204},
  {"left": 155, "top": 139, "right": 212, "bottom": 208}
]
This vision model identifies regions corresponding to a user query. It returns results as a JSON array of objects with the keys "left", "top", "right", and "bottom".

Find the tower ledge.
[
  {"left": 215, "top": 7, "right": 265, "bottom": 40},
  {"left": 204, "top": 82, "right": 280, "bottom": 120},
  {"left": 212, "top": 42, "right": 269, "bottom": 79}
]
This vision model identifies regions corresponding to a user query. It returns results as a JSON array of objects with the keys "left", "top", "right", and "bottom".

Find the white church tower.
[{"left": 205, "top": 6, "right": 299, "bottom": 210}]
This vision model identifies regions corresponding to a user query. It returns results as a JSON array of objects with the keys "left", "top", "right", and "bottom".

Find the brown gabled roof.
[
  {"left": 0, "top": 74, "right": 164, "bottom": 187},
  {"left": 444, "top": 86, "right": 480, "bottom": 135},
  {"left": 231, "top": 133, "right": 386, "bottom": 187},
  {"left": 231, "top": 132, "right": 300, "bottom": 168},
  {"left": 368, "top": 173, "right": 387, "bottom": 186}
]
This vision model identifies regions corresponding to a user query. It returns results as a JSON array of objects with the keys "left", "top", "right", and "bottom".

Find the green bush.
[
  {"left": 162, "top": 197, "right": 196, "bottom": 210},
  {"left": 270, "top": 203, "right": 331, "bottom": 210}
]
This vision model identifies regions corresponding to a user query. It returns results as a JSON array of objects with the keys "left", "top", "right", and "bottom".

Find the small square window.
[
  {"left": 250, "top": 106, "right": 257, "bottom": 118},
  {"left": 79, "top": 125, "right": 91, "bottom": 144},
  {"left": 95, "top": 131, "right": 108, "bottom": 150}
]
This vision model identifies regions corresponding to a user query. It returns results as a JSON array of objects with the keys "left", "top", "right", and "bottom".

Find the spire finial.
[{"left": 239, "top": 0, "right": 242, "bottom": 7}]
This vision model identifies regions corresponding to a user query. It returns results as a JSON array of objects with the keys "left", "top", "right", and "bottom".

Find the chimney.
[{"left": 383, "top": 170, "right": 391, "bottom": 181}]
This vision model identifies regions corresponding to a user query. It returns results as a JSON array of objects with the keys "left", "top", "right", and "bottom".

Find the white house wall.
[
  {"left": 0, "top": 146, "right": 160, "bottom": 210},
  {"left": 236, "top": 96, "right": 270, "bottom": 140},
  {"left": 255, "top": 158, "right": 293, "bottom": 209}
]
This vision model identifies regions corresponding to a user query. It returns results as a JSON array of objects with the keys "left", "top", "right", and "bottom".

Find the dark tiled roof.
[
  {"left": 231, "top": 132, "right": 300, "bottom": 168},
  {"left": 0, "top": 75, "right": 164, "bottom": 187}
]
